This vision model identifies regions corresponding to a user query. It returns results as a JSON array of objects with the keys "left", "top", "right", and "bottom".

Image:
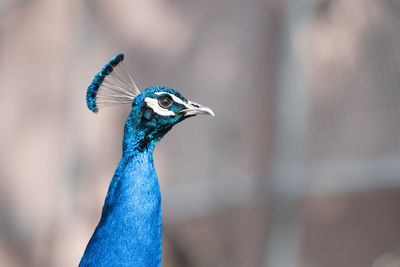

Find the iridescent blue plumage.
[
  {"left": 80, "top": 55, "right": 214, "bottom": 266},
  {"left": 80, "top": 148, "right": 161, "bottom": 266}
]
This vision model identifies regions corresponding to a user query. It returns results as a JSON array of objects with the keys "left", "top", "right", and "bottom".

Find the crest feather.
[{"left": 86, "top": 54, "right": 140, "bottom": 113}]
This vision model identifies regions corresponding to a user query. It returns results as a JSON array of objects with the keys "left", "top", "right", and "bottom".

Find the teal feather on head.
[
  {"left": 86, "top": 53, "right": 139, "bottom": 113},
  {"left": 80, "top": 54, "right": 214, "bottom": 267}
]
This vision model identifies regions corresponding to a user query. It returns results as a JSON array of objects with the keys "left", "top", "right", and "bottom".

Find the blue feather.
[
  {"left": 86, "top": 54, "right": 139, "bottom": 113},
  {"left": 86, "top": 54, "right": 124, "bottom": 112}
]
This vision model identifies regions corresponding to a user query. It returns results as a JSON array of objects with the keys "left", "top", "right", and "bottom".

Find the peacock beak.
[{"left": 181, "top": 100, "right": 215, "bottom": 117}]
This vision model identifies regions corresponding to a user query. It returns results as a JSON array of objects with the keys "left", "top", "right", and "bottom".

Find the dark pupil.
[{"left": 158, "top": 95, "right": 173, "bottom": 108}]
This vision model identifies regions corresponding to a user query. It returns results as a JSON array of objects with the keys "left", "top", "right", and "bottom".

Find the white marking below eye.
[
  {"left": 144, "top": 97, "right": 176, "bottom": 116},
  {"left": 154, "top": 92, "right": 189, "bottom": 107}
]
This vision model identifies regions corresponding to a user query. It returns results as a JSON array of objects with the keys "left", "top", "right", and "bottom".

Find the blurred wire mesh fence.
[{"left": 0, "top": 0, "right": 400, "bottom": 267}]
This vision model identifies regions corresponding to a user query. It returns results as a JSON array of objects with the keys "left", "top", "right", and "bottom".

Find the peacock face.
[{"left": 130, "top": 86, "right": 214, "bottom": 140}]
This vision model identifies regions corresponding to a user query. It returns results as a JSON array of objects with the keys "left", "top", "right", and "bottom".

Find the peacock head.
[
  {"left": 86, "top": 54, "right": 214, "bottom": 151},
  {"left": 131, "top": 86, "right": 213, "bottom": 136}
]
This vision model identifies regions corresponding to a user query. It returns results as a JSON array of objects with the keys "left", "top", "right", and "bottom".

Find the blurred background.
[{"left": 1, "top": 0, "right": 400, "bottom": 266}]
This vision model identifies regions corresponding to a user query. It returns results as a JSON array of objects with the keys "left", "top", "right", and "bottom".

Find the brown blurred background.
[{"left": 1, "top": 0, "right": 400, "bottom": 266}]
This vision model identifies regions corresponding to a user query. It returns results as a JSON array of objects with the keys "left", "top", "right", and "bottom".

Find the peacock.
[{"left": 79, "top": 54, "right": 214, "bottom": 266}]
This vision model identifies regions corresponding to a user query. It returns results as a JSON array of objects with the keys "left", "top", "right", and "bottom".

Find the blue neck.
[
  {"left": 80, "top": 117, "right": 162, "bottom": 267},
  {"left": 122, "top": 112, "right": 151, "bottom": 154}
]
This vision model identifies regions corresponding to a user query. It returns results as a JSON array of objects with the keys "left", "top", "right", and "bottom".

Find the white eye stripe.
[
  {"left": 144, "top": 97, "right": 176, "bottom": 116},
  {"left": 154, "top": 92, "right": 189, "bottom": 107}
]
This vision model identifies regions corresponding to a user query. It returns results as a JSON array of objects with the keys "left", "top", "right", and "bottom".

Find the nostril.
[{"left": 192, "top": 103, "right": 200, "bottom": 108}]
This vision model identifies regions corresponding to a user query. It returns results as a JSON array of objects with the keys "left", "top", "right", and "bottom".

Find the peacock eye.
[{"left": 158, "top": 95, "right": 173, "bottom": 108}]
